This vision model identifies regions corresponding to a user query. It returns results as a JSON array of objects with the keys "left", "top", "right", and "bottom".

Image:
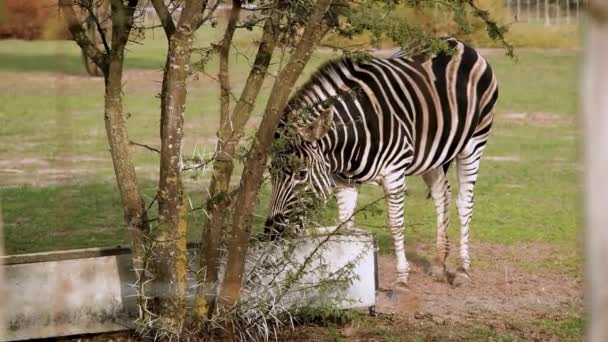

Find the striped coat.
[{"left": 266, "top": 38, "right": 498, "bottom": 287}]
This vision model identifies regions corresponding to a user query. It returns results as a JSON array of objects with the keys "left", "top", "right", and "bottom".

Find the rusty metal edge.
[
  {"left": 1, "top": 227, "right": 369, "bottom": 265},
  {"left": 2, "top": 242, "right": 203, "bottom": 266}
]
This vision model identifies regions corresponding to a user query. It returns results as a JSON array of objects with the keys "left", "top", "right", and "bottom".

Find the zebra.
[{"left": 264, "top": 38, "right": 498, "bottom": 288}]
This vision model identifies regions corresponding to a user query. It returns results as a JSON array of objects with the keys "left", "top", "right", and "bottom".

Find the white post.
[
  {"left": 545, "top": 0, "right": 550, "bottom": 26},
  {"left": 0, "top": 207, "right": 4, "bottom": 342},
  {"left": 556, "top": 0, "right": 561, "bottom": 24},
  {"left": 517, "top": 0, "right": 521, "bottom": 20},
  {"left": 566, "top": 0, "right": 570, "bottom": 24},
  {"left": 583, "top": 2, "right": 608, "bottom": 341}
]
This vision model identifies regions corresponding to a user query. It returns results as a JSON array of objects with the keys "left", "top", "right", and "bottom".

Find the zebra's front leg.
[
  {"left": 334, "top": 182, "right": 358, "bottom": 230},
  {"left": 381, "top": 172, "right": 410, "bottom": 288},
  {"left": 422, "top": 167, "right": 451, "bottom": 282}
]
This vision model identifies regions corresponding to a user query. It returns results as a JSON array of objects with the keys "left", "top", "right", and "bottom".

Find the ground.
[
  {"left": 0, "top": 21, "right": 582, "bottom": 341},
  {"left": 51, "top": 242, "right": 582, "bottom": 341}
]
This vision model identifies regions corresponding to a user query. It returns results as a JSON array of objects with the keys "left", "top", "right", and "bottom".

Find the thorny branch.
[{"left": 130, "top": 140, "right": 161, "bottom": 154}]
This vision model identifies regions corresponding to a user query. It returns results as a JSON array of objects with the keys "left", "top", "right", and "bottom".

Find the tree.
[
  {"left": 61, "top": 0, "right": 218, "bottom": 333},
  {"left": 60, "top": 0, "right": 150, "bottom": 316},
  {"left": 62, "top": 0, "right": 511, "bottom": 339}
]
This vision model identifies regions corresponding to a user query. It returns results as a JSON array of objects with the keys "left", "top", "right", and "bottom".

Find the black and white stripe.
[{"left": 265, "top": 38, "right": 498, "bottom": 286}]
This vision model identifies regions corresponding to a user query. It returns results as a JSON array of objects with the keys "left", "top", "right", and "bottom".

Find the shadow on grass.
[{"left": 1, "top": 181, "right": 205, "bottom": 255}]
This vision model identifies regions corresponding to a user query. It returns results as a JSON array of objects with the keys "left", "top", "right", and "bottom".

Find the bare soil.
[
  {"left": 374, "top": 242, "right": 581, "bottom": 321},
  {"left": 501, "top": 111, "right": 565, "bottom": 127}
]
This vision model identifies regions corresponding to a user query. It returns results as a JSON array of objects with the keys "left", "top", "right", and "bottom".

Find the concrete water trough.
[{"left": 2, "top": 228, "right": 377, "bottom": 340}]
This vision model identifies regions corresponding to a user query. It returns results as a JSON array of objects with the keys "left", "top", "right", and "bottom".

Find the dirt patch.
[
  {"left": 484, "top": 155, "right": 521, "bottom": 162},
  {"left": 501, "top": 111, "right": 565, "bottom": 127},
  {"left": 0, "top": 155, "right": 115, "bottom": 187},
  {"left": 375, "top": 242, "right": 582, "bottom": 321}
]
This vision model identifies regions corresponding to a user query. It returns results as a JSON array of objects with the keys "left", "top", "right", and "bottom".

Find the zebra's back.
[{"left": 290, "top": 38, "right": 498, "bottom": 181}]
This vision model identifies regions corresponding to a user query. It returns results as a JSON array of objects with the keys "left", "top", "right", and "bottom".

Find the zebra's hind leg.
[
  {"left": 334, "top": 182, "right": 358, "bottom": 230},
  {"left": 422, "top": 167, "right": 451, "bottom": 282},
  {"left": 453, "top": 139, "right": 486, "bottom": 287},
  {"left": 381, "top": 172, "right": 410, "bottom": 289}
]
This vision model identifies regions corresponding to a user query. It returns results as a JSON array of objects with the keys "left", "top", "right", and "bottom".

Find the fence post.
[
  {"left": 0, "top": 207, "right": 4, "bottom": 342},
  {"left": 582, "top": 1, "right": 608, "bottom": 341},
  {"left": 517, "top": 0, "right": 521, "bottom": 20},
  {"left": 545, "top": 0, "right": 550, "bottom": 26}
]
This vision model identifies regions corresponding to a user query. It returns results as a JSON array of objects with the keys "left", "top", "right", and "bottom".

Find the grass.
[
  {"left": 284, "top": 310, "right": 584, "bottom": 341},
  {"left": 0, "top": 27, "right": 580, "bottom": 257},
  {"left": 0, "top": 17, "right": 582, "bottom": 342}
]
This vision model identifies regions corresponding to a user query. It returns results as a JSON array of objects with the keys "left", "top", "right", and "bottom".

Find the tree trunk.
[
  {"left": 106, "top": 0, "right": 151, "bottom": 318},
  {"left": 194, "top": 1, "right": 243, "bottom": 318},
  {"left": 153, "top": 26, "right": 193, "bottom": 324},
  {"left": 218, "top": 0, "right": 334, "bottom": 308},
  {"left": 583, "top": 2, "right": 608, "bottom": 341},
  {"left": 195, "top": 3, "right": 283, "bottom": 318},
  {"left": 147, "top": 0, "right": 206, "bottom": 326},
  {"left": 104, "top": 42, "right": 151, "bottom": 318},
  {"left": 62, "top": 0, "right": 151, "bottom": 316}
]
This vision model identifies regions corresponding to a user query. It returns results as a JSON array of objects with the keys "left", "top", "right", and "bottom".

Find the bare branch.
[
  {"left": 60, "top": 0, "right": 108, "bottom": 73},
  {"left": 81, "top": 0, "right": 111, "bottom": 54},
  {"left": 130, "top": 140, "right": 161, "bottom": 154},
  {"left": 151, "top": 0, "right": 177, "bottom": 37},
  {"left": 219, "top": 0, "right": 336, "bottom": 307},
  {"left": 219, "top": 0, "right": 243, "bottom": 137},
  {"left": 196, "top": 0, "right": 222, "bottom": 28}
]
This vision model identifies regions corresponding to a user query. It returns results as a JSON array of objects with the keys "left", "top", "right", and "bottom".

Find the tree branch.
[
  {"left": 60, "top": 0, "right": 108, "bottom": 73},
  {"left": 151, "top": 0, "right": 176, "bottom": 37},
  {"left": 219, "top": 0, "right": 242, "bottom": 137},
  {"left": 219, "top": 0, "right": 335, "bottom": 308},
  {"left": 81, "top": 0, "right": 111, "bottom": 54},
  {"left": 130, "top": 140, "right": 161, "bottom": 154},
  {"left": 194, "top": 3, "right": 284, "bottom": 319}
]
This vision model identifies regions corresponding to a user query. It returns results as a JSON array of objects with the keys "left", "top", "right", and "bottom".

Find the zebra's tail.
[{"left": 426, "top": 161, "right": 452, "bottom": 199}]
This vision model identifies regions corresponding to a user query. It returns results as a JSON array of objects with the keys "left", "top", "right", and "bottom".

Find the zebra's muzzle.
[{"left": 264, "top": 214, "right": 288, "bottom": 240}]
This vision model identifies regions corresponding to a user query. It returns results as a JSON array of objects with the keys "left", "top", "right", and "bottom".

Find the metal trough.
[{"left": 2, "top": 228, "right": 376, "bottom": 340}]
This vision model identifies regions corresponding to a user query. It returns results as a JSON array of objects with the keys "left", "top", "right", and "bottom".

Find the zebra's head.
[{"left": 265, "top": 107, "right": 335, "bottom": 238}]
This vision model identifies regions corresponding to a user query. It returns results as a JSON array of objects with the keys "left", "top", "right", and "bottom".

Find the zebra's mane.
[
  {"left": 286, "top": 56, "right": 352, "bottom": 113},
  {"left": 285, "top": 50, "right": 410, "bottom": 117}
]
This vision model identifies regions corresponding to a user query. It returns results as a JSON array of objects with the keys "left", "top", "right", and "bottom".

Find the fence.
[{"left": 505, "top": 0, "right": 584, "bottom": 25}]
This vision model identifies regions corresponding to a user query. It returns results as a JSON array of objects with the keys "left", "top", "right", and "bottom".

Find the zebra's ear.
[{"left": 300, "top": 107, "right": 334, "bottom": 142}]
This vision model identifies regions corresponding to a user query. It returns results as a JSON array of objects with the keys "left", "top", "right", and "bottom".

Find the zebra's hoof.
[
  {"left": 393, "top": 280, "right": 410, "bottom": 294},
  {"left": 451, "top": 269, "right": 471, "bottom": 288},
  {"left": 430, "top": 265, "right": 447, "bottom": 282}
]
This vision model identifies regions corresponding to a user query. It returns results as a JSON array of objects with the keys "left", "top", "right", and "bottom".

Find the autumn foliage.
[{"left": 0, "top": 0, "right": 70, "bottom": 40}]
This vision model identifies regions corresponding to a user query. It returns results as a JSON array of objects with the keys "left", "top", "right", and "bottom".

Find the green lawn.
[{"left": 0, "top": 27, "right": 580, "bottom": 260}]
